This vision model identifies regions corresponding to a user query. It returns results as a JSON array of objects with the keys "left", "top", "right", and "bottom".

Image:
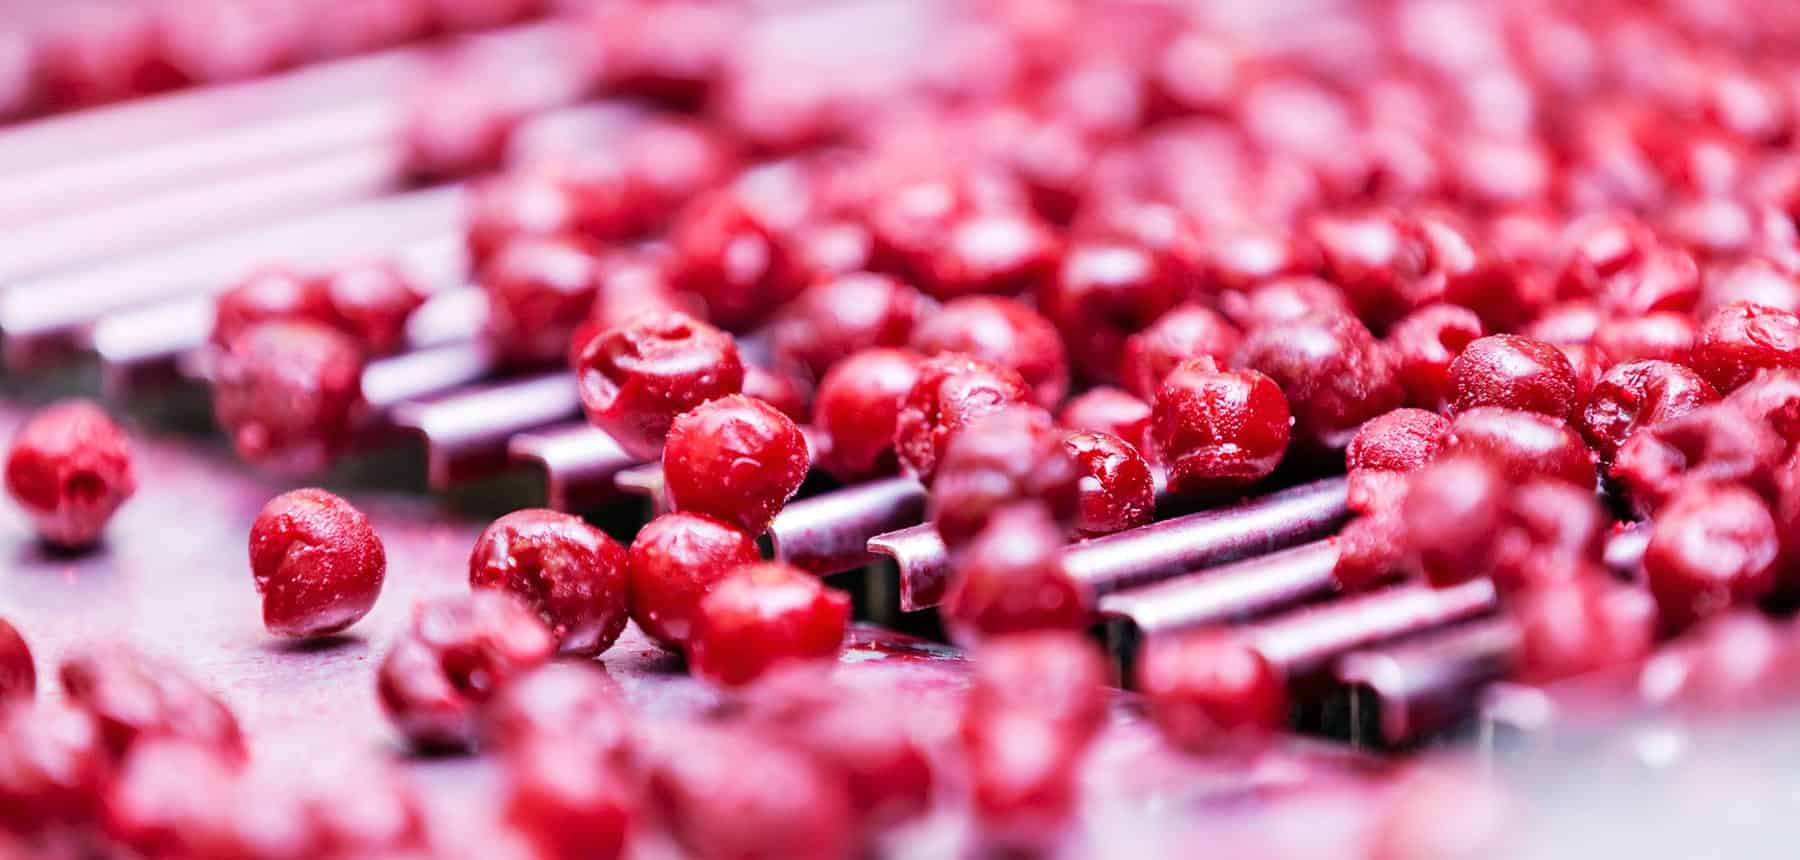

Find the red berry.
[
  {"left": 918, "top": 210, "right": 1063, "bottom": 302},
  {"left": 105, "top": 739, "right": 297, "bottom": 860},
  {"left": 663, "top": 395, "right": 809, "bottom": 534},
  {"left": 1331, "top": 510, "right": 1409, "bottom": 592},
  {"left": 0, "top": 620, "right": 29, "bottom": 703},
  {"left": 1447, "top": 334, "right": 1579, "bottom": 419},
  {"left": 687, "top": 562, "right": 850, "bottom": 687},
  {"left": 464, "top": 171, "right": 583, "bottom": 267},
  {"left": 319, "top": 260, "right": 427, "bottom": 356},
  {"left": 667, "top": 191, "right": 803, "bottom": 331},
  {"left": 1701, "top": 258, "right": 1800, "bottom": 316},
  {"left": 1234, "top": 311, "right": 1401, "bottom": 452},
  {"left": 590, "top": 248, "right": 691, "bottom": 329},
  {"left": 742, "top": 365, "right": 810, "bottom": 423},
  {"left": 1402, "top": 456, "right": 1507, "bottom": 588},
  {"left": 504, "top": 735, "right": 635, "bottom": 860},
  {"left": 1728, "top": 369, "right": 1800, "bottom": 448},
  {"left": 812, "top": 348, "right": 924, "bottom": 482},
  {"left": 573, "top": 310, "right": 745, "bottom": 461},
  {"left": 1611, "top": 402, "right": 1786, "bottom": 515},
  {"left": 4, "top": 400, "right": 136, "bottom": 549},
  {"left": 59, "top": 649, "right": 244, "bottom": 764},
  {"left": 0, "top": 702, "right": 110, "bottom": 835},
  {"left": 1219, "top": 276, "right": 1352, "bottom": 331},
  {"left": 769, "top": 273, "right": 927, "bottom": 380},
  {"left": 1137, "top": 630, "right": 1287, "bottom": 755},
  {"left": 1592, "top": 311, "right": 1697, "bottom": 366},
  {"left": 210, "top": 321, "right": 366, "bottom": 474},
  {"left": 1693, "top": 301, "right": 1800, "bottom": 392},
  {"left": 1151, "top": 357, "right": 1292, "bottom": 496},
  {"left": 376, "top": 591, "right": 555, "bottom": 750},
  {"left": 892, "top": 354, "right": 1032, "bottom": 481},
  {"left": 481, "top": 234, "right": 603, "bottom": 365},
  {"left": 1346, "top": 408, "right": 1450, "bottom": 474},
  {"left": 1043, "top": 239, "right": 1185, "bottom": 383},
  {"left": 626, "top": 512, "right": 759, "bottom": 650},
  {"left": 470, "top": 508, "right": 629, "bottom": 656},
  {"left": 1384, "top": 303, "right": 1485, "bottom": 411},
  {"left": 929, "top": 406, "right": 1080, "bottom": 547},
  {"left": 249, "top": 488, "right": 386, "bottom": 639},
  {"left": 944, "top": 504, "right": 1090, "bottom": 637},
  {"left": 1121, "top": 303, "right": 1244, "bottom": 400},
  {"left": 1511, "top": 575, "right": 1657, "bottom": 684},
  {"left": 965, "top": 631, "right": 1109, "bottom": 739},
  {"left": 910, "top": 296, "right": 1069, "bottom": 408},
  {"left": 1644, "top": 482, "right": 1780, "bottom": 632},
  {"left": 1579, "top": 360, "right": 1719, "bottom": 461},
  {"left": 210, "top": 265, "right": 333, "bottom": 347},
  {"left": 482, "top": 662, "right": 629, "bottom": 756},
  {"left": 1442, "top": 407, "right": 1596, "bottom": 489},
  {"left": 1064, "top": 430, "right": 1154, "bottom": 537},
  {"left": 1307, "top": 210, "right": 1447, "bottom": 330},
  {"left": 641, "top": 721, "right": 854, "bottom": 860},
  {"left": 1056, "top": 386, "right": 1152, "bottom": 450}
]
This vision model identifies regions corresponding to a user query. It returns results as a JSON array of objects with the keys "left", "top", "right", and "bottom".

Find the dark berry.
[
  {"left": 1384, "top": 303, "right": 1485, "bottom": 411},
  {"left": 1056, "top": 386, "right": 1152, "bottom": 450},
  {"left": 1138, "top": 630, "right": 1287, "bottom": 755},
  {"left": 1448, "top": 334, "right": 1579, "bottom": 419},
  {"left": 910, "top": 296, "right": 1069, "bottom": 408},
  {"left": 1693, "top": 301, "right": 1800, "bottom": 392},
  {"left": 1063, "top": 430, "right": 1154, "bottom": 537},
  {"left": 929, "top": 406, "right": 1080, "bottom": 547},
  {"left": 1234, "top": 311, "right": 1401, "bottom": 452},
  {"left": 1579, "top": 360, "right": 1719, "bottom": 461},
  {"left": 812, "top": 348, "right": 924, "bottom": 481},
  {"left": 770, "top": 273, "right": 927, "bottom": 380},
  {"left": 1346, "top": 408, "right": 1450, "bottom": 474},
  {"left": 943, "top": 504, "right": 1090, "bottom": 638},
  {"left": 1644, "top": 482, "right": 1780, "bottom": 632},
  {"left": 1120, "top": 304, "right": 1243, "bottom": 400},
  {"left": 481, "top": 234, "right": 603, "bottom": 365}
]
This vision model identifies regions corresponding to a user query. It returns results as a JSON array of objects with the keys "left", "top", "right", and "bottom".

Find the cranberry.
[
  {"left": 1219, "top": 277, "right": 1352, "bottom": 331},
  {"left": 211, "top": 321, "right": 365, "bottom": 474},
  {"left": 469, "top": 509, "right": 629, "bottom": 656},
  {"left": 769, "top": 273, "right": 927, "bottom": 380},
  {"left": 504, "top": 735, "right": 636, "bottom": 860},
  {"left": 482, "top": 662, "right": 629, "bottom": 755},
  {"left": 318, "top": 260, "right": 427, "bottom": 355},
  {"left": 1346, "top": 408, "right": 1451, "bottom": 474},
  {"left": 1644, "top": 482, "right": 1780, "bottom": 632},
  {"left": 573, "top": 311, "right": 745, "bottom": 461},
  {"left": 0, "top": 620, "right": 28, "bottom": 703},
  {"left": 0, "top": 703, "right": 110, "bottom": 835},
  {"left": 1057, "top": 386, "right": 1152, "bottom": 449},
  {"left": 1442, "top": 407, "right": 1596, "bottom": 489},
  {"left": 909, "top": 296, "right": 1069, "bottom": 408},
  {"left": 4, "top": 400, "right": 136, "bottom": 549},
  {"left": 59, "top": 649, "right": 244, "bottom": 764},
  {"left": 1511, "top": 575, "right": 1657, "bottom": 684},
  {"left": 1150, "top": 357, "right": 1292, "bottom": 496},
  {"left": 464, "top": 171, "right": 583, "bottom": 267},
  {"left": 667, "top": 191, "right": 803, "bottom": 331},
  {"left": 641, "top": 721, "right": 854, "bottom": 860},
  {"left": 1383, "top": 303, "right": 1485, "bottom": 411},
  {"left": 1063, "top": 430, "right": 1154, "bottom": 537},
  {"left": 1447, "top": 334, "right": 1579, "bottom": 420},
  {"left": 376, "top": 591, "right": 555, "bottom": 751},
  {"left": 1579, "top": 360, "right": 1719, "bottom": 460},
  {"left": 892, "top": 353, "right": 1032, "bottom": 481},
  {"left": 930, "top": 406, "right": 1080, "bottom": 547},
  {"left": 210, "top": 265, "right": 333, "bottom": 347},
  {"left": 1043, "top": 239, "right": 1185, "bottom": 383},
  {"left": 663, "top": 395, "right": 809, "bottom": 535},
  {"left": 1234, "top": 310, "right": 1401, "bottom": 452},
  {"left": 687, "top": 563, "right": 849, "bottom": 687},
  {"left": 249, "top": 488, "right": 386, "bottom": 639},
  {"left": 811, "top": 348, "right": 923, "bottom": 482},
  {"left": 943, "top": 504, "right": 1090, "bottom": 637},
  {"left": 480, "top": 235, "right": 602, "bottom": 365},
  {"left": 1692, "top": 301, "right": 1800, "bottom": 392},
  {"left": 1137, "top": 630, "right": 1286, "bottom": 755},
  {"left": 626, "top": 512, "right": 759, "bottom": 650},
  {"left": 1611, "top": 402, "right": 1786, "bottom": 515},
  {"left": 1592, "top": 311, "right": 1697, "bottom": 366}
]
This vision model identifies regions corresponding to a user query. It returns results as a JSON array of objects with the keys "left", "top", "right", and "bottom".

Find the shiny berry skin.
[
  {"left": 482, "top": 662, "right": 628, "bottom": 756},
  {"left": 469, "top": 508, "right": 629, "bottom": 656},
  {"left": 1120, "top": 304, "right": 1244, "bottom": 401},
  {"left": 4, "top": 400, "right": 136, "bottom": 549},
  {"left": 1384, "top": 303, "right": 1485, "bottom": 411},
  {"left": 1219, "top": 277, "right": 1353, "bottom": 331},
  {"left": 573, "top": 311, "right": 745, "bottom": 461},
  {"left": 742, "top": 365, "right": 810, "bottom": 422},
  {"left": 1729, "top": 369, "right": 1800, "bottom": 449},
  {"left": 930, "top": 406, "right": 1080, "bottom": 547},
  {"left": 249, "top": 488, "right": 386, "bottom": 639},
  {"left": 0, "top": 620, "right": 28, "bottom": 703},
  {"left": 812, "top": 348, "right": 923, "bottom": 482},
  {"left": 686, "top": 562, "right": 850, "bottom": 687},
  {"left": 917, "top": 209, "right": 1063, "bottom": 302},
  {"left": 663, "top": 395, "right": 809, "bottom": 535},
  {"left": 1611, "top": 403, "right": 1786, "bottom": 516},
  {"left": 590, "top": 248, "right": 691, "bottom": 329},
  {"left": 1043, "top": 239, "right": 1185, "bottom": 383},
  {"left": 210, "top": 265, "right": 333, "bottom": 347},
  {"left": 318, "top": 260, "right": 427, "bottom": 355},
  {"left": 769, "top": 273, "right": 927, "bottom": 380},
  {"left": 1346, "top": 408, "right": 1450, "bottom": 474},
  {"left": 641, "top": 721, "right": 854, "bottom": 860},
  {"left": 504, "top": 735, "right": 635, "bottom": 860},
  {"left": 667, "top": 191, "right": 802, "bottom": 331},
  {"left": 464, "top": 171, "right": 583, "bottom": 267},
  {"left": 1137, "top": 630, "right": 1287, "bottom": 755},
  {"left": 1057, "top": 386, "right": 1152, "bottom": 449},
  {"left": 1579, "top": 360, "right": 1719, "bottom": 461},
  {"left": 1064, "top": 431, "right": 1154, "bottom": 537},
  {"left": 1693, "top": 301, "right": 1800, "bottom": 392},
  {"left": 626, "top": 512, "right": 759, "bottom": 650},
  {"left": 1442, "top": 407, "right": 1596, "bottom": 489},
  {"left": 909, "top": 296, "right": 1069, "bottom": 408},
  {"left": 0, "top": 702, "right": 110, "bottom": 835},
  {"left": 1151, "top": 358, "right": 1292, "bottom": 497},
  {"left": 893, "top": 353, "right": 1032, "bottom": 481},
  {"left": 481, "top": 234, "right": 603, "bottom": 365},
  {"left": 1447, "top": 334, "right": 1579, "bottom": 420},
  {"left": 376, "top": 591, "right": 555, "bottom": 751},
  {"left": 1402, "top": 456, "right": 1506, "bottom": 588},
  {"left": 1511, "top": 575, "right": 1657, "bottom": 684},
  {"left": 1644, "top": 482, "right": 1780, "bottom": 632},
  {"left": 1701, "top": 258, "right": 1800, "bottom": 316},
  {"left": 210, "top": 321, "right": 366, "bottom": 474},
  {"left": 1234, "top": 311, "right": 1401, "bottom": 452},
  {"left": 59, "top": 649, "right": 244, "bottom": 764},
  {"left": 944, "top": 504, "right": 1090, "bottom": 638},
  {"left": 1593, "top": 311, "right": 1697, "bottom": 366},
  {"left": 1404, "top": 460, "right": 1605, "bottom": 592}
]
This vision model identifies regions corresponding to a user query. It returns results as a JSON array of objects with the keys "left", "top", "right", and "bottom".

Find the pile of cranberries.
[{"left": 19, "top": 0, "right": 1800, "bottom": 855}]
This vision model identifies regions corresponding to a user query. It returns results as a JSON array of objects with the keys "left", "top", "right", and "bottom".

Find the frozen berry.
[
  {"left": 1442, "top": 407, "right": 1596, "bottom": 489},
  {"left": 377, "top": 591, "right": 555, "bottom": 750},
  {"left": 687, "top": 562, "right": 850, "bottom": 687},
  {"left": 1346, "top": 408, "right": 1450, "bottom": 474},
  {"left": 1064, "top": 430, "right": 1154, "bottom": 537},
  {"left": 770, "top": 273, "right": 927, "bottom": 380},
  {"left": 0, "top": 620, "right": 31, "bottom": 703},
  {"left": 1384, "top": 303, "right": 1485, "bottom": 411},
  {"left": 1235, "top": 311, "right": 1400, "bottom": 452},
  {"left": 1057, "top": 386, "right": 1153, "bottom": 449},
  {"left": 1693, "top": 301, "right": 1800, "bottom": 392},
  {"left": 929, "top": 406, "right": 1080, "bottom": 547},
  {"left": 481, "top": 234, "right": 603, "bottom": 366},
  {"left": 1138, "top": 630, "right": 1287, "bottom": 755},
  {"left": 641, "top": 721, "right": 854, "bottom": 860},
  {"left": 59, "top": 649, "right": 244, "bottom": 764},
  {"left": 1151, "top": 358, "right": 1292, "bottom": 496},
  {"left": 1511, "top": 575, "right": 1657, "bottom": 684},
  {"left": 944, "top": 504, "right": 1090, "bottom": 637},
  {"left": 4, "top": 400, "right": 136, "bottom": 549},
  {"left": 626, "top": 512, "right": 759, "bottom": 650},
  {"left": 1043, "top": 239, "right": 1185, "bottom": 383},
  {"left": 1644, "top": 482, "right": 1780, "bottom": 632},
  {"left": 211, "top": 321, "right": 366, "bottom": 474},
  {"left": 893, "top": 354, "right": 1032, "bottom": 481},
  {"left": 1579, "top": 360, "right": 1719, "bottom": 461},
  {"left": 910, "top": 296, "right": 1069, "bottom": 408},
  {"left": 210, "top": 265, "right": 332, "bottom": 347},
  {"left": 470, "top": 509, "right": 628, "bottom": 656},
  {"left": 573, "top": 311, "right": 744, "bottom": 460},
  {"left": 663, "top": 395, "right": 809, "bottom": 534},
  {"left": 812, "top": 348, "right": 924, "bottom": 481},
  {"left": 1121, "top": 304, "right": 1243, "bottom": 400},
  {"left": 1447, "top": 334, "right": 1579, "bottom": 420},
  {"left": 249, "top": 488, "right": 386, "bottom": 638}
]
